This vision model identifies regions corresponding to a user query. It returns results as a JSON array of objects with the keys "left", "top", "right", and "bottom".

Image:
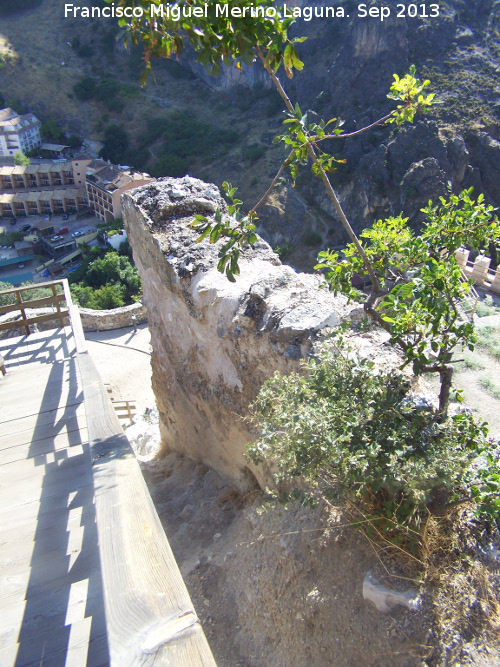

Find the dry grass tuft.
[
  {"left": 422, "top": 510, "right": 500, "bottom": 664},
  {"left": 344, "top": 500, "right": 500, "bottom": 664}
]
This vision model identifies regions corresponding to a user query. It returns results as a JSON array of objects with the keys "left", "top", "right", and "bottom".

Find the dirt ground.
[
  {"left": 84, "top": 322, "right": 155, "bottom": 420},
  {"left": 86, "top": 300, "right": 500, "bottom": 666},
  {"left": 142, "top": 454, "right": 439, "bottom": 667}
]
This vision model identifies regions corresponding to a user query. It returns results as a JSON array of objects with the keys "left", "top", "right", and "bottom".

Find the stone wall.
[
  {"left": 79, "top": 302, "right": 147, "bottom": 332},
  {"left": 0, "top": 303, "right": 146, "bottom": 335},
  {"left": 122, "top": 177, "right": 351, "bottom": 490}
]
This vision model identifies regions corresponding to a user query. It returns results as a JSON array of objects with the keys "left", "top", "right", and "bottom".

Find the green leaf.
[{"left": 210, "top": 224, "right": 223, "bottom": 243}]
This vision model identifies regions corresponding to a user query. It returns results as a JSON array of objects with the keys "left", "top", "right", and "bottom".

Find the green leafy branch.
[
  {"left": 271, "top": 66, "right": 436, "bottom": 191},
  {"left": 316, "top": 189, "right": 500, "bottom": 413},
  {"left": 191, "top": 182, "right": 258, "bottom": 282}
]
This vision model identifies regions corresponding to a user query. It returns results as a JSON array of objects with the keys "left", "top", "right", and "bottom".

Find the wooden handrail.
[
  {"left": 0, "top": 292, "right": 66, "bottom": 317},
  {"left": 62, "top": 285, "right": 216, "bottom": 665},
  {"left": 1, "top": 280, "right": 216, "bottom": 663},
  {"left": 0, "top": 278, "right": 67, "bottom": 296}
]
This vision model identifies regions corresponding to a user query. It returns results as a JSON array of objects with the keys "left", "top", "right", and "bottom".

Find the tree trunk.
[{"left": 438, "top": 366, "right": 453, "bottom": 416}]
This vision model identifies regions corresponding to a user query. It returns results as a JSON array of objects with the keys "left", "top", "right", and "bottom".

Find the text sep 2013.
[{"left": 63, "top": 3, "right": 440, "bottom": 22}]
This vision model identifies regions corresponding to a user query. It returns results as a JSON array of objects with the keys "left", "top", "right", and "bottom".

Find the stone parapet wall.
[
  {"left": 122, "top": 177, "right": 352, "bottom": 489},
  {"left": 79, "top": 302, "right": 147, "bottom": 331},
  {"left": 0, "top": 302, "right": 147, "bottom": 336}
]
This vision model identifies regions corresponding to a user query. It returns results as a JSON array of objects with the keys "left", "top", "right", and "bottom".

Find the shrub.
[
  {"left": 94, "top": 78, "right": 120, "bottom": 102},
  {"left": 99, "top": 125, "right": 129, "bottom": 163},
  {"left": 303, "top": 230, "right": 322, "bottom": 246},
  {"left": 14, "top": 151, "right": 30, "bottom": 166},
  {"left": 0, "top": 231, "right": 24, "bottom": 245},
  {"left": 71, "top": 251, "right": 141, "bottom": 307},
  {"left": 242, "top": 143, "right": 265, "bottom": 162},
  {"left": 67, "top": 134, "right": 82, "bottom": 149},
  {"left": 77, "top": 44, "right": 94, "bottom": 58},
  {"left": 152, "top": 153, "right": 188, "bottom": 178},
  {"left": 72, "top": 283, "right": 126, "bottom": 310},
  {"left": 41, "top": 119, "right": 65, "bottom": 143},
  {"left": 73, "top": 76, "right": 97, "bottom": 101},
  {"left": 247, "top": 335, "right": 496, "bottom": 534}
]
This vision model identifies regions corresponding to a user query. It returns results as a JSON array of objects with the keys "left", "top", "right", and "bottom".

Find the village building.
[
  {"left": 0, "top": 154, "right": 152, "bottom": 220},
  {"left": 84, "top": 159, "right": 153, "bottom": 222},
  {"left": 0, "top": 108, "right": 42, "bottom": 156}
]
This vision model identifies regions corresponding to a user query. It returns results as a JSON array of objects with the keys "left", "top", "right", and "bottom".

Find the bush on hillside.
[
  {"left": 98, "top": 125, "right": 129, "bottom": 163},
  {"left": 150, "top": 154, "right": 188, "bottom": 178},
  {"left": 248, "top": 335, "right": 496, "bottom": 535},
  {"left": 73, "top": 76, "right": 97, "bottom": 101}
]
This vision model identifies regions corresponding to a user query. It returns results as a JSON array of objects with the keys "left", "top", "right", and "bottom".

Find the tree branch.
[
  {"left": 254, "top": 47, "right": 381, "bottom": 293},
  {"left": 252, "top": 150, "right": 295, "bottom": 211}
]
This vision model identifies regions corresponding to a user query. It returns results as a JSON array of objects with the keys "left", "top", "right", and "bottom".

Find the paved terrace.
[{"left": 0, "top": 282, "right": 215, "bottom": 666}]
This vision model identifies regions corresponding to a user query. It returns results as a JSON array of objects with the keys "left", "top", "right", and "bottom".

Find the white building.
[{"left": 0, "top": 107, "right": 42, "bottom": 157}]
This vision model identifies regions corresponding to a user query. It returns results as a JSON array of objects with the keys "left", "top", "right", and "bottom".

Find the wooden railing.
[{"left": 0, "top": 279, "right": 69, "bottom": 335}]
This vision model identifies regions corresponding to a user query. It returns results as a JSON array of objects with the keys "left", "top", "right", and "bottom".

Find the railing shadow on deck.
[
  {"left": 14, "top": 356, "right": 109, "bottom": 667},
  {"left": 0, "top": 328, "right": 72, "bottom": 370}
]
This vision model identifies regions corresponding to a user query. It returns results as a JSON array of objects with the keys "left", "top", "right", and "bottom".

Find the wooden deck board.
[
  {"left": 0, "top": 331, "right": 109, "bottom": 666},
  {"left": 0, "top": 426, "right": 89, "bottom": 465},
  {"left": 0, "top": 406, "right": 87, "bottom": 441}
]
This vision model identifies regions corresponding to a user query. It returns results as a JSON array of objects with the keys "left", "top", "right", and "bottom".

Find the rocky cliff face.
[
  {"left": 286, "top": 0, "right": 500, "bottom": 239},
  {"left": 122, "top": 177, "right": 351, "bottom": 489},
  {"left": 185, "top": 0, "right": 500, "bottom": 251}
]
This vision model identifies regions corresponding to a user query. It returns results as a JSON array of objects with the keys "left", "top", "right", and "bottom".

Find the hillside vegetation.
[{"left": 1, "top": 0, "right": 499, "bottom": 268}]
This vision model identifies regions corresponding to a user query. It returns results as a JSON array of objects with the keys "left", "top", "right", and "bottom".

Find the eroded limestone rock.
[{"left": 122, "top": 177, "right": 351, "bottom": 489}]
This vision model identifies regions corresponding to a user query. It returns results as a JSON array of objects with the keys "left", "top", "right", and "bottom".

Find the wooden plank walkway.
[
  {"left": 0, "top": 328, "right": 109, "bottom": 667},
  {"left": 0, "top": 322, "right": 216, "bottom": 666}
]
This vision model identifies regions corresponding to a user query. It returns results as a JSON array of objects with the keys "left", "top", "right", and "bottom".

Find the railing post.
[
  {"left": 52, "top": 282, "right": 64, "bottom": 328},
  {"left": 454, "top": 247, "right": 469, "bottom": 270},
  {"left": 16, "top": 289, "right": 30, "bottom": 336},
  {"left": 471, "top": 255, "right": 491, "bottom": 286},
  {"left": 491, "top": 267, "right": 500, "bottom": 295}
]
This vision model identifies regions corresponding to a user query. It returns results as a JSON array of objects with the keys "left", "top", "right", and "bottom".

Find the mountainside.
[{"left": 0, "top": 0, "right": 499, "bottom": 267}]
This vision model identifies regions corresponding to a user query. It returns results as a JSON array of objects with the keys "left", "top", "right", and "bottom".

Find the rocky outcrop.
[{"left": 122, "top": 177, "right": 351, "bottom": 489}]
